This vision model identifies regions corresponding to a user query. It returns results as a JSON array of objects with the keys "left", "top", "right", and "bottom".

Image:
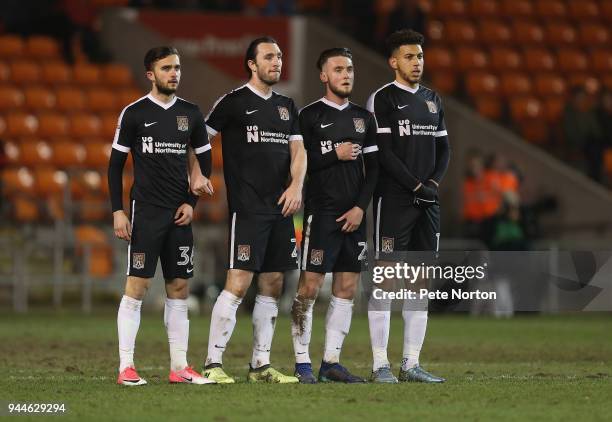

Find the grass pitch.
[{"left": 1, "top": 311, "right": 611, "bottom": 421}]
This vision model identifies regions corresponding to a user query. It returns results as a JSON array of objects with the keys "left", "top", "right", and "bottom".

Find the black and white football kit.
[
  {"left": 108, "top": 93, "right": 212, "bottom": 279},
  {"left": 299, "top": 97, "right": 378, "bottom": 273},
  {"left": 205, "top": 83, "right": 302, "bottom": 272},
  {"left": 367, "top": 81, "right": 450, "bottom": 256}
]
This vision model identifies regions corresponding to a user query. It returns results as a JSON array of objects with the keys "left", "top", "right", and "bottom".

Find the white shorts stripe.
[
  {"left": 194, "top": 144, "right": 211, "bottom": 154},
  {"left": 126, "top": 200, "right": 135, "bottom": 275},
  {"left": 362, "top": 145, "right": 379, "bottom": 154},
  {"left": 375, "top": 198, "right": 382, "bottom": 260},
  {"left": 301, "top": 215, "right": 313, "bottom": 269},
  {"left": 229, "top": 212, "right": 236, "bottom": 269}
]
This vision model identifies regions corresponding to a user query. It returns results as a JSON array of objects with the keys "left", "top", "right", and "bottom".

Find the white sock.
[
  {"left": 401, "top": 310, "right": 428, "bottom": 369},
  {"left": 164, "top": 298, "right": 189, "bottom": 371},
  {"left": 291, "top": 295, "right": 315, "bottom": 364},
  {"left": 323, "top": 296, "right": 353, "bottom": 363},
  {"left": 117, "top": 295, "right": 142, "bottom": 372},
  {"left": 205, "top": 290, "right": 242, "bottom": 367},
  {"left": 251, "top": 295, "right": 278, "bottom": 369},
  {"left": 368, "top": 295, "right": 391, "bottom": 370}
]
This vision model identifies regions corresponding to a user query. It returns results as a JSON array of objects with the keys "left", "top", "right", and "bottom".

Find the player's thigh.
[
  {"left": 127, "top": 201, "right": 170, "bottom": 278},
  {"left": 333, "top": 220, "right": 368, "bottom": 273},
  {"left": 409, "top": 204, "right": 441, "bottom": 252},
  {"left": 228, "top": 212, "right": 272, "bottom": 272},
  {"left": 160, "top": 223, "right": 194, "bottom": 280},
  {"left": 373, "top": 196, "right": 419, "bottom": 259},
  {"left": 260, "top": 214, "right": 299, "bottom": 273},
  {"left": 301, "top": 214, "right": 343, "bottom": 274}
]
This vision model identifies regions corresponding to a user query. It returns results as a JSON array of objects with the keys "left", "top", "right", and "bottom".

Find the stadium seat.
[
  {"left": 24, "top": 86, "right": 56, "bottom": 111},
  {"left": 568, "top": 1, "right": 599, "bottom": 21},
  {"left": 74, "top": 224, "right": 113, "bottom": 276},
  {"left": 500, "top": 73, "right": 532, "bottom": 96},
  {"left": 605, "top": 148, "right": 612, "bottom": 174},
  {"left": 426, "top": 20, "right": 445, "bottom": 43},
  {"left": 519, "top": 121, "right": 549, "bottom": 144},
  {"left": 52, "top": 142, "right": 86, "bottom": 168},
  {"left": 535, "top": 0, "right": 566, "bottom": 20},
  {"left": 87, "top": 88, "right": 117, "bottom": 112},
  {"left": 523, "top": 48, "right": 555, "bottom": 72},
  {"left": 591, "top": 50, "right": 612, "bottom": 73},
  {"left": 468, "top": 0, "right": 498, "bottom": 17},
  {"left": 118, "top": 89, "right": 143, "bottom": 106},
  {"left": 17, "top": 141, "right": 53, "bottom": 167},
  {"left": 568, "top": 74, "right": 599, "bottom": 91},
  {"left": 433, "top": 0, "right": 466, "bottom": 17},
  {"left": 12, "top": 196, "right": 40, "bottom": 222},
  {"left": 56, "top": 87, "right": 86, "bottom": 112},
  {"left": 545, "top": 23, "right": 577, "bottom": 47},
  {"left": 603, "top": 75, "right": 612, "bottom": 91},
  {"left": 473, "top": 96, "right": 502, "bottom": 119},
  {"left": 501, "top": 0, "right": 533, "bottom": 18},
  {"left": 446, "top": 21, "right": 477, "bottom": 44},
  {"left": 3, "top": 141, "right": 19, "bottom": 165},
  {"left": 100, "top": 113, "right": 119, "bottom": 138},
  {"left": 41, "top": 62, "right": 71, "bottom": 85},
  {"left": 10, "top": 60, "right": 41, "bottom": 84},
  {"left": 6, "top": 112, "right": 38, "bottom": 137},
  {"left": 534, "top": 74, "right": 566, "bottom": 96},
  {"left": 557, "top": 50, "right": 589, "bottom": 72},
  {"left": 510, "top": 96, "right": 543, "bottom": 121},
  {"left": 2, "top": 167, "right": 35, "bottom": 196},
  {"left": 424, "top": 46, "right": 453, "bottom": 70},
  {"left": 0, "top": 61, "right": 9, "bottom": 82},
  {"left": 430, "top": 71, "right": 458, "bottom": 94},
  {"left": 512, "top": 21, "right": 544, "bottom": 45},
  {"left": 25, "top": 36, "right": 60, "bottom": 59},
  {"left": 489, "top": 48, "right": 521, "bottom": 71},
  {"left": 101, "top": 63, "right": 133, "bottom": 87},
  {"left": 38, "top": 113, "right": 69, "bottom": 137},
  {"left": 33, "top": 168, "right": 68, "bottom": 198},
  {"left": 478, "top": 21, "right": 511, "bottom": 45},
  {"left": 466, "top": 72, "right": 499, "bottom": 96},
  {"left": 579, "top": 24, "right": 610, "bottom": 46},
  {"left": 84, "top": 142, "right": 111, "bottom": 167},
  {"left": 0, "top": 85, "right": 25, "bottom": 110},
  {"left": 70, "top": 114, "right": 101, "bottom": 138},
  {"left": 602, "top": 1, "right": 612, "bottom": 22},
  {"left": 78, "top": 195, "right": 109, "bottom": 224},
  {"left": 0, "top": 35, "right": 24, "bottom": 58},
  {"left": 543, "top": 96, "right": 566, "bottom": 123},
  {"left": 73, "top": 63, "right": 101, "bottom": 85},
  {"left": 0, "top": 116, "right": 5, "bottom": 136},
  {"left": 456, "top": 47, "right": 488, "bottom": 72},
  {"left": 212, "top": 142, "right": 223, "bottom": 168}
]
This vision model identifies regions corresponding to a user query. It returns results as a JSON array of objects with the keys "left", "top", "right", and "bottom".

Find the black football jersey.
[
  {"left": 112, "top": 93, "right": 211, "bottom": 209},
  {"left": 367, "top": 81, "right": 448, "bottom": 196},
  {"left": 300, "top": 97, "right": 378, "bottom": 215},
  {"left": 205, "top": 83, "right": 302, "bottom": 214}
]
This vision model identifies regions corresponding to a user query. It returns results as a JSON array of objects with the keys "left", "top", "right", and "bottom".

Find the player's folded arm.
[{"left": 356, "top": 148, "right": 379, "bottom": 211}]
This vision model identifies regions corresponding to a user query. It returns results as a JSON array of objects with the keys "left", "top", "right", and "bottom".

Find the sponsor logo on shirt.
[{"left": 397, "top": 120, "right": 438, "bottom": 137}]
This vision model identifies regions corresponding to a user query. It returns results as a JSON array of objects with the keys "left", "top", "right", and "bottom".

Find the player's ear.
[
  {"left": 388, "top": 56, "right": 397, "bottom": 70},
  {"left": 248, "top": 59, "right": 257, "bottom": 74},
  {"left": 320, "top": 71, "right": 328, "bottom": 83},
  {"left": 145, "top": 70, "right": 154, "bottom": 82}
]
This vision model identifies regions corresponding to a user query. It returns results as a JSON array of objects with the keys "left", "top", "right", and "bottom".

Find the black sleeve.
[
  {"left": 191, "top": 109, "right": 212, "bottom": 177},
  {"left": 205, "top": 94, "right": 231, "bottom": 137},
  {"left": 187, "top": 192, "right": 199, "bottom": 208},
  {"left": 429, "top": 135, "right": 450, "bottom": 184},
  {"left": 356, "top": 151, "right": 379, "bottom": 211},
  {"left": 289, "top": 99, "right": 303, "bottom": 142},
  {"left": 300, "top": 107, "right": 339, "bottom": 173},
  {"left": 108, "top": 149, "right": 128, "bottom": 212},
  {"left": 377, "top": 132, "right": 421, "bottom": 190}
]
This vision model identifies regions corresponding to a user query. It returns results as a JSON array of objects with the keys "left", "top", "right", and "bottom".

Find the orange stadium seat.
[
  {"left": 84, "top": 142, "right": 111, "bottom": 167},
  {"left": 87, "top": 88, "right": 117, "bottom": 112},
  {"left": 426, "top": 20, "right": 445, "bottom": 43},
  {"left": 25, "top": 36, "right": 60, "bottom": 59},
  {"left": 557, "top": 50, "right": 589, "bottom": 73},
  {"left": 603, "top": 75, "right": 612, "bottom": 91},
  {"left": 579, "top": 24, "right": 610, "bottom": 47},
  {"left": 473, "top": 96, "right": 502, "bottom": 119},
  {"left": 0, "top": 85, "right": 25, "bottom": 110},
  {"left": 602, "top": 1, "right": 612, "bottom": 22},
  {"left": 468, "top": 0, "right": 498, "bottom": 17},
  {"left": 73, "top": 63, "right": 101, "bottom": 85},
  {"left": 118, "top": 89, "right": 144, "bottom": 106},
  {"left": 78, "top": 195, "right": 109, "bottom": 223},
  {"left": 33, "top": 168, "right": 68, "bottom": 198},
  {"left": 568, "top": 74, "right": 599, "bottom": 90},
  {"left": 424, "top": 46, "right": 453, "bottom": 70},
  {"left": 0, "top": 116, "right": 5, "bottom": 136},
  {"left": 501, "top": 0, "right": 533, "bottom": 18},
  {"left": 489, "top": 48, "right": 521, "bottom": 71},
  {"left": 24, "top": 86, "right": 56, "bottom": 111},
  {"left": 41, "top": 62, "right": 71, "bottom": 85},
  {"left": 500, "top": 73, "right": 532, "bottom": 96},
  {"left": 429, "top": 71, "right": 457, "bottom": 94},
  {"left": 513, "top": 21, "right": 544, "bottom": 45},
  {"left": 433, "top": 0, "right": 466, "bottom": 17},
  {"left": 519, "top": 121, "right": 549, "bottom": 144},
  {"left": 0, "top": 35, "right": 24, "bottom": 58},
  {"left": 535, "top": 0, "right": 566, "bottom": 20},
  {"left": 545, "top": 23, "right": 577, "bottom": 47},
  {"left": 100, "top": 113, "right": 119, "bottom": 138},
  {"left": 17, "top": 141, "right": 53, "bottom": 167},
  {"left": 456, "top": 47, "right": 488, "bottom": 72},
  {"left": 605, "top": 149, "right": 612, "bottom": 174},
  {"left": 70, "top": 113, "right": 101, "bottom": 138},
  {"left": 38, "top": 113, "right": 69, "bottom": 137},
  {"left": 510, "top": 96, "right": 543, "bottom": 121},
  {"left": 534, "top": 73, "right": 566, "bottom": 96},
  {"left": 466, "top": 72, "right": 499, "bottom": 96},
  {"left": 56, "top": 87, "right": 86, "bottom": 112},
  {"left": 0, "top": 61, "right": 10, "bottom": 82},
  {"left": 3, "top": 141, "right": 20, "bottom": 165},
  {"left": 523, "top": 48, "right": 555, "bottom": 72},
  {"left": 591, "top": 49, "right": 612, "bottom": 73},
  {"left": 211, "top": 142, "right": 223, "bottom": 168},
  {"left": 2, "top": 167, "right": 35, "bottom": 196},
  {"left": 445, "top": 21, "right": 477, "bottom": 44},
  {"left": 568, "top": 1, "right": 599, "bottom": 21},
  {"left": 52, "top": 142, "right": 86, "bottom": 168},
  {"left": 101, "top": 63, "right": 133, "bottom": 87},
  {"left": 543, "top": 96, "right": 566, "bottom": 123},
  {"left": 10, "top": 60, "right": 41, "bottom": 84},
  {"left": 6, "top": 112, "right": 38, "bottom": 137},
  {"left": 479, "top": 21, "right": 511, "bottom": 45}
]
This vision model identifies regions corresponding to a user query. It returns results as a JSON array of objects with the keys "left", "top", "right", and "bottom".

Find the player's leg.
[{"left": 398, "top": 204, "right": 445, "bottom": 383}]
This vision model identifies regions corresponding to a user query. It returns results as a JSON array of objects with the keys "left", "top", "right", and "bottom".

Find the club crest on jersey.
[
  {"left": 425, "top": 101, "right": 437, "bottom": 113},
  {"left": 381, "top": 237, "right": 394, "bottom": 253},
  {"left": 353, "top": 118, "right": 365, "bottom": 133},
  {"left": 237, "top": 245, "right": 250, "bottom": 261},
  {"left": 277, "top": 106, "right": 290, "bottom": 121},
  {"left": 132, "top": 253, "right": 145, "bottom": 269},
  {"left": 176, "top": 116, "right": 189, "bottom": 131},
  {"left": 310, "top": 249, "right": 324, "bottom": 266}
]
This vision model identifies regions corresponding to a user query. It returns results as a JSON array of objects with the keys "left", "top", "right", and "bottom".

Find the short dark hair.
[
  {"left": 316, "top": 47, "right": 353, "bottom": 71},
  {"left": 244, "top": 36, "right": 278, "bottom": 77},
  {"left": 385, "top": 29, "right": 425, "bottom": 57},
  {"left": 144, "top": 46, "right": 179, "bottom": 71}
]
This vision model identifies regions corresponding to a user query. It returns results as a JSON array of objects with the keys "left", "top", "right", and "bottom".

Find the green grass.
[{"left": 1, "top": 312, "right": 611, "bottom": 421}]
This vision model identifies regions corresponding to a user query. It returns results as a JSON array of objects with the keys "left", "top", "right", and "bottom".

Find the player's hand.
[
  {"left": 413, "top": 183, "right": 438, "bottom": 209},
  {"left": 190, "top": 173, "right": 214, "bottom": 196},
  {"left": 278, "top": 183, "right": 302, "bottom": 216},
  {"left": 335, "top": 142, "right": 361, "bottom": 161},
  {"left": 113, "top": 210, "right": 132, "bottom": 241},
  {"left": 174, "top": 203, "right": 193, "bottom": 226},
  {"left": 336, "top": 206, "right": 364, "bottom": 233}
]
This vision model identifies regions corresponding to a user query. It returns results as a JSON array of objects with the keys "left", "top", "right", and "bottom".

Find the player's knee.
[
  {"left": 165, "top": 278, "right": 189, "bottom": 299},
  {"left": 125, "top": 277, "right": 150, "bottom": 300},
  {"left": 258, "top": 273, "right": 284, "bottom": 298}
]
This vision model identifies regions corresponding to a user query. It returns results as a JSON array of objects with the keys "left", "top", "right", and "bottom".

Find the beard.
[
  {"left": 329, "top": 82, "right": 352, "bottom": 99},
  {"left": 257, "top": 68, "right": 280, "bottom": 86},
  {"left": 155, "top": 80, "right": 177, "bottom": 96},
  {"left": 398, "top": 68, "right": 421, "bottom": 85}
]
